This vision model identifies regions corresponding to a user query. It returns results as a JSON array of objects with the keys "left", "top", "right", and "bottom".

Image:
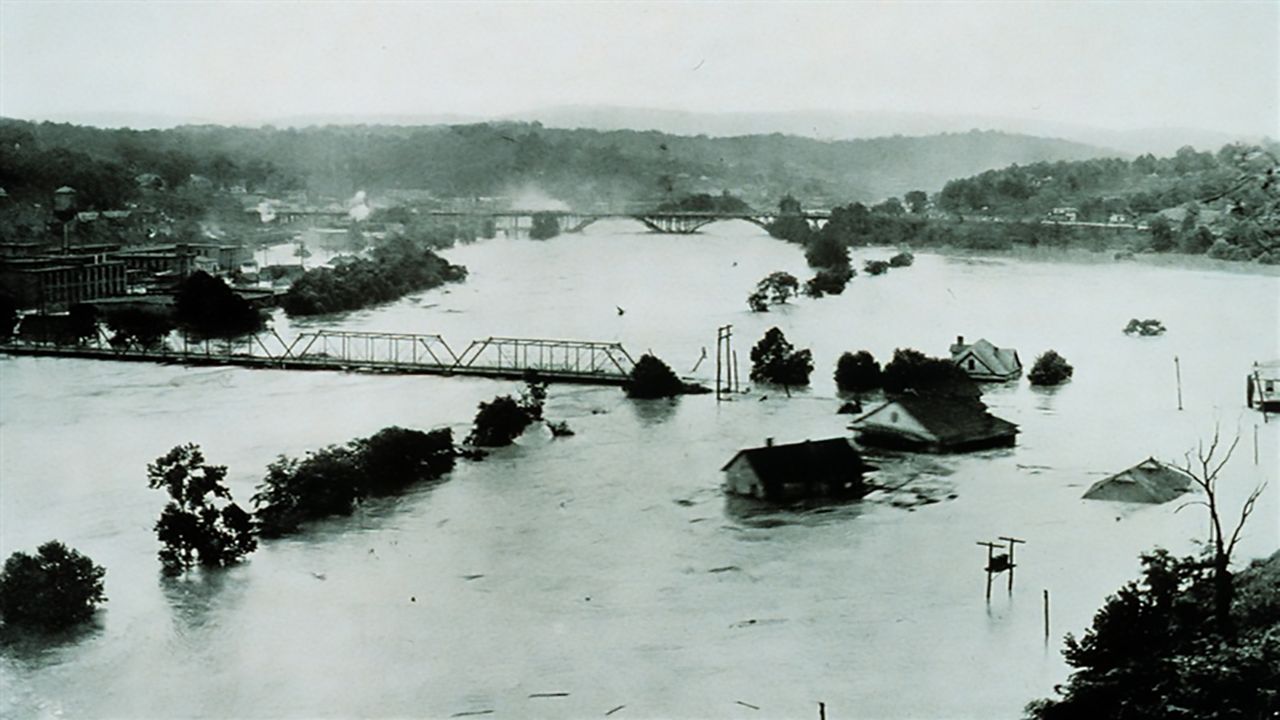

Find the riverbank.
[{"left": 917, "top": 243, "right": 1280, "bottom": 277}]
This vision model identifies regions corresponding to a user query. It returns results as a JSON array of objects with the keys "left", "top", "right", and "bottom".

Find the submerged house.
[
  {"left": 722, "top": 438, "right": 870, "bottom": 501},
  {"left": 1082, "top": 458, "right": 1193, "bottom": 504},
  {"left": 949, "top": 336, "right": 1023, "bottom": 382},
  {"left": 1247, "top": 360, "right": 1280, "bottom": 412},
  {"left": 849, "top": 396, "right": 1018, "bottom": 452}
]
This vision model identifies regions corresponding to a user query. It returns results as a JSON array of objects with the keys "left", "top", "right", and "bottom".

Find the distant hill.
[{"left": 1, "top": 118, "right": 1116, "bottom": 209}]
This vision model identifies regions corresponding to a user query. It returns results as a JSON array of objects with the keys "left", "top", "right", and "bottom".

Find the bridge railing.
[
  {"left": 453, "top": 337, "right": 636, "bottom": 378},
  {"left": 283, "top": 330, "right": 459, "bottom": 368}
]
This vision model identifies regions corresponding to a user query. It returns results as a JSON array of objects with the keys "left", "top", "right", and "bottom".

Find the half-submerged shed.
[
  {"left": 722, "top": 438, "right": 870, "bottom": 501},
  {"left": 1082, "top": 458, "right": 1193, "bottom": 504},
  {"left": 950, "top": 336, "right": 1022, "bottom": 381},
  {"left": 849, "top": 396, "right": 1018, "bottom": 452},
  {"left": 1247, "top": 360, "right": 1280, "bottom": 412}
]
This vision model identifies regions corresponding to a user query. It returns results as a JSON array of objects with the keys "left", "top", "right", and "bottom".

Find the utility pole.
[
  {"left": 977, "top": 536, "right": 1026, "bottom": 601},
  {"left": 1174, "top": 356, "right": 1183, "bottom": 411},
  {"left": 716, "top": 325, "right": 733, "bottom": 401}
]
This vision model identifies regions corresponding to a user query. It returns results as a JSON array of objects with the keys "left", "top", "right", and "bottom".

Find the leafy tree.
[
  {"left": 888, "top": 251, "right": 914, "bottom": 267},
  {"left": 881, "top": 348, "right": 979, "bottom": 398},
  {"left": 0, "top": 541, "right": 106, "bottom": 630},
  {"left": 174, "top": 271, "right": 265, "bottom": 339},
  {"left": 835, "top": 351, "right": 882, "bottom": 392},
  {"left": 768, "top": 195, "right": 813, "bottom": 243},
  {"left": 529, "top": 212, "right": 561, "bottom": 240},
  {"left": 1026, "top": 549, "right": 1279, "bottom": 720},
  {"left": 804, "top": 233, "right": 850, "bottom": 270},
  {"left": 147, "top": 444, "right": 257, "bottom": 575},
  {"left": 873, "top": 197, "right": 905, "bottom": 216},
  {"left": 1028, "top": 350, "right": 1074, "bottom": 386},
  {"left": 864, "top": 259, "right": 890, "bottom": 276},
  {"left": 1148, "top": 216, "right": 1176, "bottom": 252},
  {"left": 804, "top": 266, "right": 854, "bottom": 298},
  {"left": 748, "top": 271, "right": 800, "bottom": 312},
  {"left": 282, "top": 237, "right": 467, "bottom": 316},
  {"left": 103, "top": 306, "right": 174, "bottom": 349},
  {"left": 625, "top": 354, "right": 686, "bottom": 399},
  {"left": 904, "top": 190, "right": 929, "bottom": 214},
  {"left": 749, "top": 327, "right": 813, "bottom": 386}
]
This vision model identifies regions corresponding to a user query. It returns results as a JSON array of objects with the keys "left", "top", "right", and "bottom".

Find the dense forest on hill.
[{"left": 0, "top": 118, "right": 1110, "bottom": 210}]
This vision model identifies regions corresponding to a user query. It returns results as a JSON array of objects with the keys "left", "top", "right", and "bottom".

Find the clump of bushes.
[
  {"left": 888, "top": 251, "right": 915, "bottom": 267},
  {"left": 282, "top": 236, "right": 467, "bottom": 316},
  {"left": 466, "top": 381, "right": 546, "bottom": 447},
  {"left": 882, "top": 348, "right": 979, "bottom": 398},
  {"left": 1028, "top": 350, "right": 1074, "bottom": 386},
  {"left": 103, "top": 306, "right": 175, "bottom": 349},
  {"left": 0, "top": 541, "right": 106, "bottom": 630},
  {"left": 835, "top": 350, "right": 882, "bottom": 392},
  {"left": 1124, "top": 318, "right": 1166, "bottom": 336},
  {"left": 253, "top": 427, "right": 456, "bottom": 537},
  {"left": 749, "top": 327, "right": 813, "bottom": 386},
  {"left": 625, "top": 354, "right": 707, "bottom": 398},
  {"left": 864, "top": 259, "right": 890, "bottom": 276}
]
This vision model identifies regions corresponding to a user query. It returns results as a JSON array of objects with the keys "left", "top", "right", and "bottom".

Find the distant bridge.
[
  {"left": 251, "top": 206, "right": 830, "bottom": 234},
  {"left": 420, "top": 209, "right": 831, "bottom": 234},
  {"left": 1, "top": 330, "right": 638, "bottom": 386}
]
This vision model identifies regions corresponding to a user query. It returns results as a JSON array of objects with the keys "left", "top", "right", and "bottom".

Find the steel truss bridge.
[
  {"left": 1, "top": 330, "right": 638, "bottom": 386},
  {"left": 423, "top": 209, "right": 830, "bottom": 235}
]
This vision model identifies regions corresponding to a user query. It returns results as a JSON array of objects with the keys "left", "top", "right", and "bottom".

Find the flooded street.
[{"left": 2, "top": 220, "right": 1277, "bottom": 719}]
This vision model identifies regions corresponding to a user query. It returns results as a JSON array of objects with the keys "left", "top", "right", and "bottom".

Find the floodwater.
[{"left": 2, "top": 220, "right": 1277, "bottom": 719}]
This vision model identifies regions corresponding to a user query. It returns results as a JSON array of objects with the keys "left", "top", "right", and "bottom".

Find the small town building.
[
  {"left": 0, "top": 252, "right": 128, "bottom": 309},
  {"left": 722, "top": 437, "right": 870, "bottom": 501},
  {"left": 949, "top": 336, "right": 1023, "bottom": 381},
  {"left": 1082, "top": 458, "right": 1192, "bottom": 503},
  {"left": 1247, "top": 360, "right": 1280, "bottom": 412},
  {"left": 850, "top": 396, "right": 1018, "bottom": 452}
]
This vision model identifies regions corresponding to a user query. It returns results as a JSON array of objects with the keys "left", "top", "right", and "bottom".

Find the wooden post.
[
  {"left": 1043, "top": 589, "right": 1050, "bottom": 641},
  {"left": 1174, "top": 356, "right": 1183, "bottom": 411},
  {"left": 977, "top": 541, "right": 1000, "bottom": 602},
  {"left": 818, "top": 701, "right": 826, "bottom": 720},
  {"left": 733, "top": 349, "right": 740, "bottom": 393},
  {"left": 1255, "top": 424, "right": 1260, "bottom": 465},
  {"left": 715, "top": 329, "right": 723, "bottom": 401}
]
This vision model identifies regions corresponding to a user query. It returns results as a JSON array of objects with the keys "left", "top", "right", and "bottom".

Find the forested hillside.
[{"left": 0, "top": 118, "right": 1111, "bottom": 210}]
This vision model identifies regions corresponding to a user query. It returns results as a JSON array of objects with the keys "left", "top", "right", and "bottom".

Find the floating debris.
[
  {"left": 736, "top": 700, "right": 760, "bottom": 710},
  {"left": 529, "top": 692, "right": 570, "bottom": 698},
  {"left": 605, "top": 705, "right": 626, "bottom": 716}
]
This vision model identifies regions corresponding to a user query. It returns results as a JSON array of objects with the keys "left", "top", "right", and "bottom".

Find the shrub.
[
  {"left": 863, "top": 259, "right": 890, "bottom": 276},
  {"left": 749, "top": 271, "right": 800, "bottom": 311},
  {"left": 804, "top": 233, "right": 850, "bottom": 269},
  {"left": 835, "top": 350, "right": 882, "bottom": 392},
  {"left": 749, "top": 327, "right": 813, "bottom": 386},
  {"left": 174, "top": 271, "right": 265, "bottom": 339},
  {"left": 626, "top": 354, "right": 685, "bottom": 399},
  {"left": 1124, "top": 318, "right": 1166, "bottom": 336},
  {"left": 466, "top": 381, "right": 547, "bottom": 447},
  {"left": 1028, "top": 350, "right": 1074, "bottom": 386},
  {"left": 888, "top": 251, "right": 915, "bottom": 267},
  {"left": 0, "top": 541, "right": 106, "bottom": 630}
]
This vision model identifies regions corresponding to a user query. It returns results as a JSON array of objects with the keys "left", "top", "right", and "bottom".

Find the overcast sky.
[{"left": 1, "top": 1, "right": 1276, "bottom": 135}]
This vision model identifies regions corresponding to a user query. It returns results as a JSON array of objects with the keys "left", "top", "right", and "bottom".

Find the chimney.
[
  {"left": 765, "top": 437, "right": 774, "bottom": 447},
  {"left": 956, "top": 335, "right": 964, "bottom": 346}
]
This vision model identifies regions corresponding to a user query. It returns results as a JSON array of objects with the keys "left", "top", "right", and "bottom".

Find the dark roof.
[
  {"left": 871, "top": 395, "right": 1018, "bottom": 444},
  {"left": 952, "top": 339, "right": 1021, "bottom": 375},
  {"left": 721, "top": 438, "right": 866, "bottom": 481},
  {"left": 1083, "top": 458, "right": 1193, "bottom": 503}
]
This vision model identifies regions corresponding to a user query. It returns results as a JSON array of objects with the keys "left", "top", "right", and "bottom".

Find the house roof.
[
  {"left": 721, "top": 438, "right": 866, "bottom": 480},
  {"left": 854, "top": 396, "right": 1018, "bottom": 444},
  {"left": 952, "top": 338, "right": 1021, "bottom": 375},
  {"left": 1083, "top": 458, "right": 1193, "bottom": 503}
]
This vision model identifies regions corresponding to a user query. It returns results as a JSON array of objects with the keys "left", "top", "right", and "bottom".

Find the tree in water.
[
  {"left": 749, "top": 327, "right": 813, "bottom": 387},
  {"left": 625, "top": 354, "right": 686, "bottom": 399},
  {"left": 881, "top": 348, "right": 979, "bottom": 398},
  {"left": 748, "top": 271, "right": 800, "bottom": 311},
  {"left": 147, "top": 444, "right": 257, "bottom": 575},
  {"left": 466, "top": 380, "right": 547, "bottom": 447},
  {"left": 1028, "top": 350, "right": 1074, "bottom": 386},
  {"left": 529, "top": 212, "right": 561, "bottom": 240},
  {"left": 0, "top": 541, "right": 106, "bottom": 630},
  {"left": 835, "top": 350, "right": 882, "bottom": 392},
  {"left": 174, "top": 271, "right": 265, "bottom": 339}
]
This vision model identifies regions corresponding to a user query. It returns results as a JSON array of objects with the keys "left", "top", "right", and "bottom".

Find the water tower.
[{"left": 53, "top": 186, "right": 77, "bottom": 252}]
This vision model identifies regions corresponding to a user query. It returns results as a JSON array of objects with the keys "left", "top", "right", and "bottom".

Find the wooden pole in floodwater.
[
  {"left": 1043, "top": 589, "right": 1051, "bottom": 642},
  {"left": 733, "top": 350, "right": 740, "bottom": 393},
  {"left": 1255, "top": 425, "right": 1260, "bottom": 465},
  {"left": 818, "top": 701, "right": 826, "bottom": 720},
  {"left": 1175, "top": 356, "right": 1183, "bottom": 411}
]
